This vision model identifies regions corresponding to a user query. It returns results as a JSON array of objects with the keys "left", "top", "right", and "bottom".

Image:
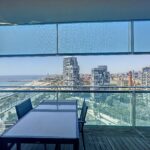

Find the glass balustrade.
[{"left": 0, "top": 86, "right": 150, "bottom": 135}]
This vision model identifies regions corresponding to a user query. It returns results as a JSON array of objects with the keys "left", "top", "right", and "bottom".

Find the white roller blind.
[
  {"left": 0, "top": 24, "right": 57, "bottom": 55},
  {"left": 58, "top": 22, "right": 130, "bottom": 54}
]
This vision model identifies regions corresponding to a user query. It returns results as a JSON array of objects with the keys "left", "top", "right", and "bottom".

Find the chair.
[
  {"left": 15, "top": 99, "right": 51, "bottom": 150},
  {"left": 78, "top": 100, "right": 88, "bottom": 150},
  {"left": 15, "top": 98, "right": 33, "bottom": 119},
  {"left": 14, "top": 99, "right": 33, "bottom": 150}
]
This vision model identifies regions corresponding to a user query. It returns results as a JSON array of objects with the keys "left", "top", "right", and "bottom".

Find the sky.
[
  {"left": 0, "top": 21, "right": 150, "bottom": 75},
  {"left": 0, "top": 55, "right": 150, "bottom": 75}
]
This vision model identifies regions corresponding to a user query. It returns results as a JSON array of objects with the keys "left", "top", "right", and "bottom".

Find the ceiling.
[{"left": 0, "top": 0, "right": 150, "bottom": 25}]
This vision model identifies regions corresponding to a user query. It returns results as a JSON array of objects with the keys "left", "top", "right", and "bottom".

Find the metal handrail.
[
  {"left": 0, "top": 86, "right": 150, "bottom": 93},
  {"left": 0, "top": 85, "right": 150, "bottom": 88}
]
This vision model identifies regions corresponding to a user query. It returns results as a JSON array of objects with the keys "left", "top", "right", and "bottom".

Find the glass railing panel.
[
  {"left": 0, "top": 91, "right": 57, "bottom": 134},
  {"left": 0, "top": 107, "right": 17, "bottom": 135},
  {"left": 136, "top": 93, "right": 150, "bottom": 126},
  {"left": 0, "top": 92, "right": 57, "bottom": 112},
  {"left": 1, "top": 88, "right": 150, "bottom": 131},
  {"left": 30, "top": 92, "right": 57, "bottom": 107},
  {"left": 0, "top": 92, "right": 51, "bottom": 112},
  {"left": 58, "top": 92, "right": 131, "bottom": 126},
  {"left": 91, "top": 93, "right": 131, "bottom": 126}
]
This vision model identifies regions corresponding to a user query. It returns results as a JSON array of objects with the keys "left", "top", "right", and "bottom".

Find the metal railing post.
[
  {"left": 130, "top": 91, "right": 136, "bottom": 126},
  {"left": 56, "top": 86, "right": 58, "bottom": 102}
]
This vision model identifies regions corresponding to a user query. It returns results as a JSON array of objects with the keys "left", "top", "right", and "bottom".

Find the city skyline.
[{"left": 0, "top": 55, "right": 150, "bottom": 75}]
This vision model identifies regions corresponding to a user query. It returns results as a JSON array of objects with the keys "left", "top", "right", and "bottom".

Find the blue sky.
[
  {"left": 0, "top": 22, "right": 150, "bottom": 75},
  {"left": 0, "top": 55, "right": 150, "bottom": 75}
]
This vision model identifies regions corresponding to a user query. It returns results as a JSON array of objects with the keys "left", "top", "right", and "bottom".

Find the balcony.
[
  {"left": 6, "top": 126, "right": 149, "bottom": 150},
  {"left": 1, "top": 86, "right": 150, "bottom": 128},
  {"left": 0, "top": 86, "right": 150, "bottom": 149},
  {"left": 1, "top": 0, "right": 150, "bottom": 149}
]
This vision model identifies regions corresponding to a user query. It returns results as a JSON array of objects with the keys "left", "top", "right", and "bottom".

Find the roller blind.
[
  {"left": 134, "top": 21, "right": 150, "bottom": 52},
  {"left": 0, "top": 21, "right": 150, "bottom": 56},
  {"left": 58, "top": 22, "right": 130, "bottom": 54},
  {"left": 0, "top": 24, "right": 57, "bottom": 55}
]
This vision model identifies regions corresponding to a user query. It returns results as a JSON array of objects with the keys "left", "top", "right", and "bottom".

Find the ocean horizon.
[
  {"left": 0, "top": 81, "right": 28, "bottom": 86},
  {"left": 0, "top": 75, "right": 45, "bottom": 86},
  {"left": 0, "top": 75, "right": 45, "bottom": 82}
]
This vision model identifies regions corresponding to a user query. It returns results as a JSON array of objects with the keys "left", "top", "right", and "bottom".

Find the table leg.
[
  {"left": 1, "top": 141, "right": 8, "bottom": 150},
  {"left": 55, "top": 144, "right": 61, "bottom": 150},
  {"left": 73, "top": 139, "right": 79, "bottom": 150},
  {"left": 17, "top": 143, "right": 21, "bottom": 150}
]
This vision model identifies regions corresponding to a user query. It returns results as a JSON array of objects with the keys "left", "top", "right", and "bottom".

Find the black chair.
[
  {"left": 15, "top": 99, "right": 33, "bottom": 150},
  {"left": 15, "top": 99, "right": 51, "bottom": 150},
  {"left": 15, "top": 98, "right": 33, "bottom": 119},
  {"left": 78, "top": 100, "right": 88, "bottom": 150}
]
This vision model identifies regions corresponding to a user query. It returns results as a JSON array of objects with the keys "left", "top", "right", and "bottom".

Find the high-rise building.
[
  {"left": 63, "top": 57, "right": 80, "bottom": 88},
  {"left": 142, "top": 67, "right": 150, "bottom": 102},
  {"left": 142, "top": 67, "right": 150, "bottom": 86},
  {"left": 91, "top": 65, "right": 110, "bottom": 101},
  {"left": 91, "top": 65, "right": 110, "bottom": 88},
  {"left": 128, "top": 71, "right": 133, "bottom": 86}
]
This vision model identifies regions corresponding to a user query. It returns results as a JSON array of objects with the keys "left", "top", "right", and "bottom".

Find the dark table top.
[{"left": 2, "top": 100, "right": 79, "bottom": 139}]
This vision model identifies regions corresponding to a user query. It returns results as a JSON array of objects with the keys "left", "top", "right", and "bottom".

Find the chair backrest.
[
  {"left": 15, "top": 98, "right": 33, "bottom": 119},
  {"left": 79, "top": 100, "right": 88, "bottom": 132},
  {"left": 79, "top": 100, "right": 87, "bottom": 121},
  {"left": 81, "top": 105, "right": 88, "bottom": 123}
]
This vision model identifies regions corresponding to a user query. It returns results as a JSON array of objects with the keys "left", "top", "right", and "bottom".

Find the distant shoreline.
[
  {"left": 0, "top": 81, "right": 32, "bottom": 82},
  {"left": 0, "top": 75, "right": 45, "bottom": 82}
]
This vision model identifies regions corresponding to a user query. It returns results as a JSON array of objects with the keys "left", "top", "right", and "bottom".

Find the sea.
[
  {"left": 0, "top": 75, "right": 45, "bottom": 86},
  {"left": 0, "top": 75, "right": 45, "bottom": 99}
]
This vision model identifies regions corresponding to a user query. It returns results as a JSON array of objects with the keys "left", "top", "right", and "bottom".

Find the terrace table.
[{"left": 1, "top": 100, "right": 79, "bottom": 150}]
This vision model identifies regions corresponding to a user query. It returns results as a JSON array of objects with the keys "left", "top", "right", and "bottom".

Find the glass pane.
[
  {"left": 58, "top": 22, "right": 130, "bottom": 54},
  {"left": 136, "top": 93, "right": 150, "bottom": 126},
  {"left": 0, "top": 24, "right": 57, "bottom": 55},
  {"left": 0, "top": 91, "right": 57, "bottom": 134},
  {"left": 134, "top": 21, "right": 150, "bottom": 52},
  {"left": 58, "top": 92, "right": 131, "bottom": 126}
]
